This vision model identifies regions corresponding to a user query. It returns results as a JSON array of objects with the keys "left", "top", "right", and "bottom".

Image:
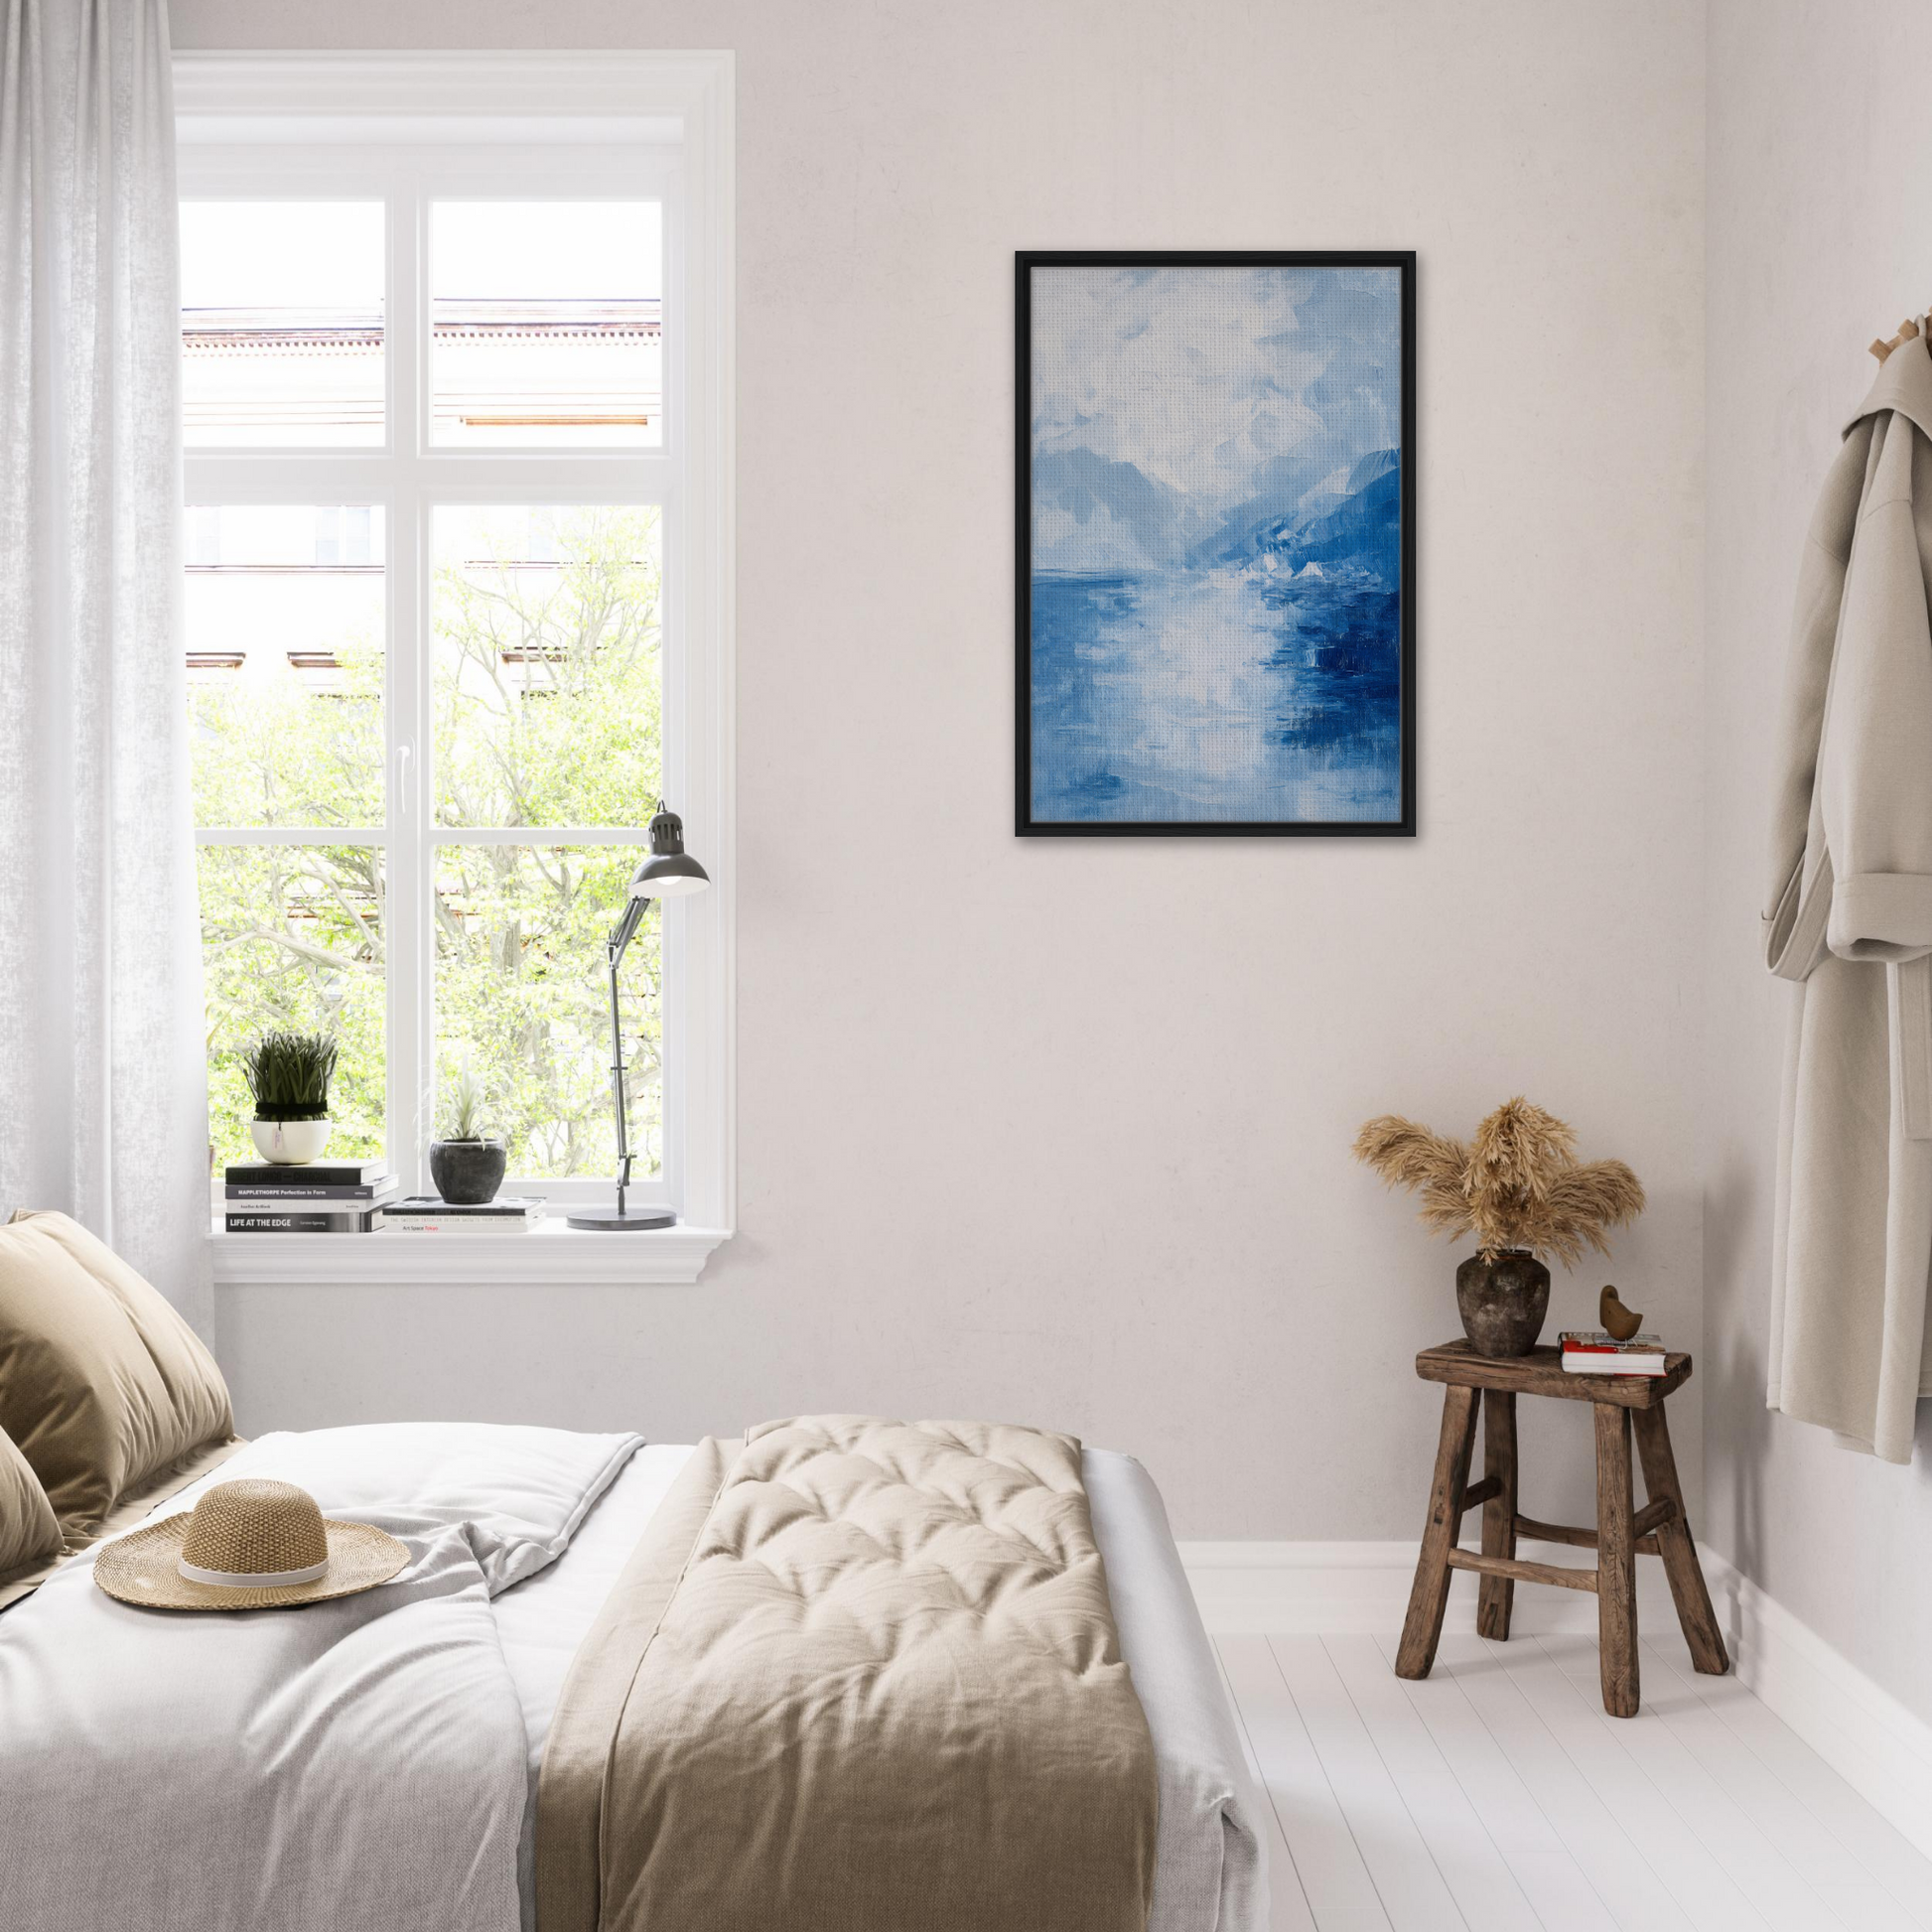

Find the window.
[{"left": 176, "top": 55, "right": 736, "bottom": 1278}]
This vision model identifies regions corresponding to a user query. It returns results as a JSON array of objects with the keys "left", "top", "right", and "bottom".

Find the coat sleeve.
[
  {"left": 1821, "top": 412, "right": 1932, "bottom": 964},
  {"left": 1763, "top": 424, "right": 1869, "bottom": 979}
]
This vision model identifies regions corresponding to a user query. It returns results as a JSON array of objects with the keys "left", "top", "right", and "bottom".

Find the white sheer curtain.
[{"left": 0, "top": 0, "right": 208, "bottom": 1329}]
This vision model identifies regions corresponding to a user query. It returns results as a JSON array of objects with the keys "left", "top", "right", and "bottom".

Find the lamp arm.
[
  {"left": 605, "top": 894, "right": 654, "bottom": 1218},
  {"left": 609, "top": 892, "right": 648, "bottom": 960}
]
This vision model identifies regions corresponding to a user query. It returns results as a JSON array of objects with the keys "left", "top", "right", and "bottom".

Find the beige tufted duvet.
[{"left": 535, "top": 1416, "right": 1161, "bottom": 1932}]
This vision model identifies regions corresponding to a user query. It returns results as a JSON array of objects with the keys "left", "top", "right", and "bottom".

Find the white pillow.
[{"left": 152, "top": 1423, "right": 643, "bottom": 1593}]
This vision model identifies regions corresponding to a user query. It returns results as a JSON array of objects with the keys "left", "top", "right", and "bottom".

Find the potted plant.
[
  {"left": 243, "top": 1032, "right": 340, "bottom": 1166},
  {"left": 428, "top": 1067, "right": 508, "bottom": 1206},
  {"left": 1352, "top": 1097, "right": 1645, "bottom": 1357}
]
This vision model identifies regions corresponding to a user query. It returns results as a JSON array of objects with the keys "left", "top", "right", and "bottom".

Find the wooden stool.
[{"left": 1394, "top": 1339, "right": 1727, "bottom": 1718}]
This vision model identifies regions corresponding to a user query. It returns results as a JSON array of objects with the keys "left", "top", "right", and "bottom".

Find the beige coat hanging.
[{"left": 1765, "top": 334, "right": 1932, "bottom": 1461}]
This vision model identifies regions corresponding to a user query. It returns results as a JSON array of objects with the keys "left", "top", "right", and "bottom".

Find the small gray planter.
[{"left": 428, "top": 1139, "right": 507, "bottom": 1206}]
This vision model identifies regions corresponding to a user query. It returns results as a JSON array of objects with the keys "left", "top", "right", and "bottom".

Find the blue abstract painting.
[{"left": 1019, "top": 255, "right": 1412, "bottom": 833}]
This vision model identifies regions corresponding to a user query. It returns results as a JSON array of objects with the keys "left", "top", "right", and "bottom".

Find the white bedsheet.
[
  {"left": 0, "top": 1423, "right": 640, "bottom": 1932},
  {"left": 491, "top": 1444, "right": 1267, "bottom": 1932}
]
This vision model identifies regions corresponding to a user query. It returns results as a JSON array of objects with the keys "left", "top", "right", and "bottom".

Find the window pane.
[
  {"left": 430, "top": 203, "right": 661, "bottom": 448},
  {"left": 188, "top": 507, "right": 385, "bottom": 829},
  {"left": 181, "top": 203, "right": 384, "bottom": 447},
  {"left": 200, "top": 845, "right": 387, "bottom": 1169},
  {"left": 434, "top": 845, "right": 658, "bottom": 1180},
  {"left": 432, "top": 506, "right": 660, "bottom": 827}
]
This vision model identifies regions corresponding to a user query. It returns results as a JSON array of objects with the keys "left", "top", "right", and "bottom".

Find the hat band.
[{"left": 178, "top": 1555, "right": 330, "bottom": 1588}]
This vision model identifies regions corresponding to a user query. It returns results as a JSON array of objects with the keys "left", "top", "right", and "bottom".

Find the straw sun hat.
[{"left": 93, "top": 1478, "right": 409, "bottom": 1610}]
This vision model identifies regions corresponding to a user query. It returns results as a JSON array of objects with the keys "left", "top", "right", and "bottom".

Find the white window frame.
[{"left": 178, "top": 54, "right": 735, "bottom": 1285}]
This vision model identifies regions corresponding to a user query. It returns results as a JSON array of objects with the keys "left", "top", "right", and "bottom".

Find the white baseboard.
[
  {"left": 1698, "top": 1546, "right": 1932, "bottom": 1864},
  {"left": 1176, "top": 1537, "right": 1680, "bottom": 1637},
  {"left": 1179, "top": 1538, "right": 1932, "bottom": 1866}
]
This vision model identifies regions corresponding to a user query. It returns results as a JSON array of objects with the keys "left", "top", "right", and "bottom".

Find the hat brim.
[{"left": 93, "top": 1514, "right": 410, "bottom": 1611}]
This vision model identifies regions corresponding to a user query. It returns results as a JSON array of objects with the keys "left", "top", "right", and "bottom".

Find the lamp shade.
[{"left": 629, "top": 805, "right": 710, "bottom": 900}]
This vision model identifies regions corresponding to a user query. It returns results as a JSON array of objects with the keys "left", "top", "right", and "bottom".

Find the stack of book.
[
  {"left": 1559, "top": 1329, "right": 1668, "bottom": 1376},
  {"left": 223, "top": 1160, "right": 396, "bottom": 1233},
  {"left": 379, "top": 1196, "right": 547, "bottom": 1235}
]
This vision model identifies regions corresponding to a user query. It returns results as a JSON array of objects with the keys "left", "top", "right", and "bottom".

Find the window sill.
[{"left": 208, "top": 1219, "right": 731, "bottom": 1286}]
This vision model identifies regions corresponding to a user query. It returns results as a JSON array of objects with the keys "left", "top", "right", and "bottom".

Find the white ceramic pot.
[{"left": 250, "top": 1118, "right": 334, "bottom": 1165}]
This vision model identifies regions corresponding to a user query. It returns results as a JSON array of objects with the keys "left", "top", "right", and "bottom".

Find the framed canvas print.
[{"left": 1016, "top": 251, "right": 1416, "bottom": 836}]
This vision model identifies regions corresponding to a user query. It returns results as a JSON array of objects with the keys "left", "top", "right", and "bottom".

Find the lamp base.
[{"left": 566, "top": 1205, "right": 678, "bottom": 1231}]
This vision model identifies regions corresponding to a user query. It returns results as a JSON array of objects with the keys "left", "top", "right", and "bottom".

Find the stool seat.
[
  {"left": 1417, "top": 1338, "right": 1691, "bottom": 1406},
  {"left": 1395, "top": 1338, "right": 1727, "bottom": 1718}
]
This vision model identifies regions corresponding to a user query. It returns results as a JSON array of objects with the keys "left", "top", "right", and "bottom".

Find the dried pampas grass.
[
  {"left": 1351, "top": 1116, "right": 1473, "bottom": 1238},
  {"left": 1352, "top": 1096, "right": 1644, "bottom": 1266}
]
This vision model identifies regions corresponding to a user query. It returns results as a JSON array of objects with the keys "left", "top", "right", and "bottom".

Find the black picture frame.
[{"left": 1015, "top": 249, "right": 1417, "bottom": 838}]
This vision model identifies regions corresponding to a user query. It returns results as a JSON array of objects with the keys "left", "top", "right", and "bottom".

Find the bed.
[
  {"left": 0, "top": 1215, "right": 1264, "bottom": 1929},
  {"left": 0, "top": 1421, "right": 1266, "bottom": 1932}
]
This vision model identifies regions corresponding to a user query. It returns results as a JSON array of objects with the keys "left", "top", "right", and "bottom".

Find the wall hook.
[{"left": 1869, "top": 315, "right": 1925, "bottom": 363}]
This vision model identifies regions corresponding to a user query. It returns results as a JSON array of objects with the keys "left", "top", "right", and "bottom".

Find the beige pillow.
[
  {"left": 0, "top": 1423, "right": 62, "bottom": 1583},
  {"left": 0, "top": 1211, "right": 233, "bottom": 1532}
]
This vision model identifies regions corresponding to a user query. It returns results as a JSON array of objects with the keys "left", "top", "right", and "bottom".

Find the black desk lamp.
[{"left": 568, "top": 804, "right": 709, "bottom": 1230}]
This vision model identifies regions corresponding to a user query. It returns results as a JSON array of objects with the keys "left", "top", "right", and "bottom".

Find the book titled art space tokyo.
[{"left": 1017, "top": 252, "right": 1416, "bottom": 836}]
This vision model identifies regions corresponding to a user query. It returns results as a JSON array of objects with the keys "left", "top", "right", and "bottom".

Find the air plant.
[
  {"left": 441, "top": 1066, "right": 485, "bottom": 1144},
  {"left": 437, "top": 1064, "right": 497, "bottom": 1145},
  {"left": 1352, "top": 1096, "right": 1645, "bottom": 1267},
  {"left": 242, "top": 1032, "right": 338, "bottom": 1122}
]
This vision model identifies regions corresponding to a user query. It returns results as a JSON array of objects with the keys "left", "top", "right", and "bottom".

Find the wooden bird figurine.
[{"left": 1599, "top": 1285, "right": 1643, "bottom": 1341}]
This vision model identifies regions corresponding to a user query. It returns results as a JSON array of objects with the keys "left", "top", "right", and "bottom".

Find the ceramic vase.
[{"left": 1454, "top": 1249, "right": 1551, "bottom": 1357}]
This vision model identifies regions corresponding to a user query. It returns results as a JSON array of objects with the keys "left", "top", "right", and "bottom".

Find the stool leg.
[
  {"left": 1397, "top": 1384, "right": 1479, "bottom": 1680},
  {"left": 1632, "top": 1405, "right": 1729, "bottom": 1676},
  {"left": 1476, "top": 1389, "right": 1518, "bottom": 1640},
  {"left": 1594, "top": 1401, "right": 1640, "bottom": 1718}
]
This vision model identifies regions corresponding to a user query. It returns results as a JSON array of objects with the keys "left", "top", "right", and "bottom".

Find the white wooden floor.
[{"left": 1214, "top": 1629, "right": 1932, "bottom": 1931}]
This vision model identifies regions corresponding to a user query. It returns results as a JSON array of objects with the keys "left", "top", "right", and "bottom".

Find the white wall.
[
  {"left": 178, "top": 0, "right": 1708, "bottom": 1541},
  {"left": 1704, "top": 0, "right": 1932, "bottom": 1727}
]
